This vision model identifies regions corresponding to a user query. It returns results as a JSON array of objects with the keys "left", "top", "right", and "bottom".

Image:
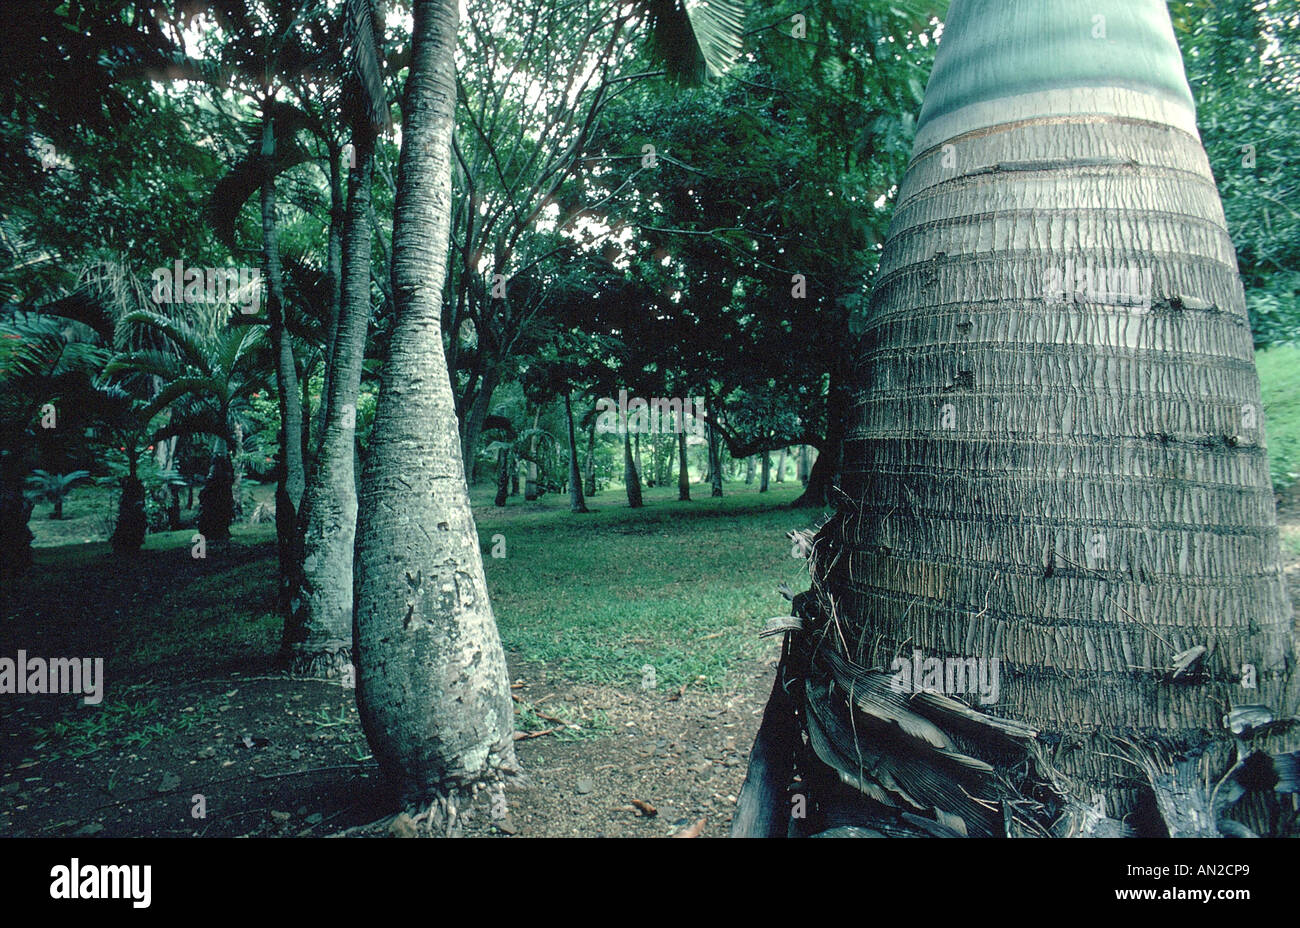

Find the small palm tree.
[
  {"left": 108, "top": 310, "right": 269, "bottom": 543},
  {"left": 24, "top": 469, "right": 90, "bottom": 520}
]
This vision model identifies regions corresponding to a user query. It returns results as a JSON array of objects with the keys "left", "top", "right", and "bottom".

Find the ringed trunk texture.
[
  {"left": 353, "top": 0, "right": 517, "bottom": 799},
  {"left": 798, "top": 0, "right": 1298, "bottom": 837},
  {"left": 283, "top": 128, "right": 375, "bottom": 678}
]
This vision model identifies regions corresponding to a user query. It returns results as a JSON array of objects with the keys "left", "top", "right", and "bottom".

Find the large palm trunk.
[
  {"left": 770, "top": 0, "right": 1298, "bottom": 838},
  {"left": 283, "top": 127, "right": 376, "bottom": 677},
  {"left": 353, "top": 0, "right": 517, "bottom": 802}
]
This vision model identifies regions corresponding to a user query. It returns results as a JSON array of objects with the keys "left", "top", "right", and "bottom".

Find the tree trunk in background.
[
  {"left": 584, "top": 418, "right": 597, "bottom": 496},
  {"left": 460, "top": 364, "right": 500, "bottom": 485},
  {"left": 314, "top": 144, "right": 346, "bottom": 455},
  {"left": 231, "top": 423, "right": 245, "bottom": 519},
  {"left": 760, "top": 449, "right": 770, "bottom": 492},
  {"left": 677, "top": 430, "right": 690, "bottom": 501},
  {"left": 775, "top": 446, "right": 786, "bottom": 482},
  {"left": 798, "top": 444, "right": 810, "bottom": 485},
  {"left": 654, "top": 433, "right": 667, "bottom": 487},
  {"left": 283, "top": 125, "right": 375, "bottom": 677},
  {"left": 261, "top": 124, "right": 306, "bottom": 620},
  {"left": 634, "top": 432, "right": 647, "bottom": 487},
  {"left": 791, "top": 378, "right": 844, "bottom": 508},
  {"left": 745, "top": 456, "right": 755, "bottom": 484},
  {"left": 564, "top": 392, "right": 587, "bottom": 513},
  {"left": 706, "top": 402, "right": 723, "bottom": 498},
  {"left": 0, "top": 460, "right": 33, "bottom": 595},
  {"left": 791, "top": 0, "right": 1298, "bottom": 837},
  {"left": 110, "top": 474, "right": 146, "bottom": 554},
  {"left": 198, "top": 452, "right": 234, "bottom": 542},
  {"left": 301, "top": 361, "right": 312, "bottom": 473},
  {"left": 494, "top": 448, "right": 509, "bottom": 507},
  {"left": 354, "top": 0, "right": 516, "bottom": 804},
  {"left": 524, "top": 409, "right": 539, "bottom": 501},
  {"left": 623, "top": 427, "right": 642, "bottom": 508}
]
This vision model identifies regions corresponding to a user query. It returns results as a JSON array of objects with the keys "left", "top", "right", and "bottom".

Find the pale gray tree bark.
[
  {"left": 354, "top": 0, "right": 517, "bottom": 802},
  {"left": 283, "top": 127, "right": 375, "bottom": 677}
]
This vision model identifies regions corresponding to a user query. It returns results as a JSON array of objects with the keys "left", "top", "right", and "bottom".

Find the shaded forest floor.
[{"left": 1, "top": 482, "right": 812, "bottom": 838}]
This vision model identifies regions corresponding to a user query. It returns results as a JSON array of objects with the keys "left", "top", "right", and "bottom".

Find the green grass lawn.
[
  {"left": 20, "top": 478, "right": 822, "bottom": 693},
  {"left": 1257, "top": 343, "right": 1300, "bottom": 493},
  {"left": 474, "top": 481, "right": 821, "bottom": 690}
]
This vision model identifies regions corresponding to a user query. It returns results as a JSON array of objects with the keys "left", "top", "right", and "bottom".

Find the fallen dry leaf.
[
  {"left": 630, "top": 799, "right": 657, "bottom": 817},
  {"left": 672, "top": 817, "right": 706, "bottom": 838}
]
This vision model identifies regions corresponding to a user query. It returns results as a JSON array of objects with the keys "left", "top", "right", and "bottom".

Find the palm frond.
[{"left": 642, "top": 0, "right": 747, "bottom": 84}]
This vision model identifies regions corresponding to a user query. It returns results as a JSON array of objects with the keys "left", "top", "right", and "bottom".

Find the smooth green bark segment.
[{"left": 918, "top": 0, "right": 1196, "bottom": 132}]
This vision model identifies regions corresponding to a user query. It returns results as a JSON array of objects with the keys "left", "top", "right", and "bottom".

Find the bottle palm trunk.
[
  {"left": 353, "top": 0, "right": 516, "bottom": 801},
  {"left": 781, "top": 0, "right": 1298, "bottom": 837},
  {"left": 283, "top": 127, "right": 375, "bottom": 677}
]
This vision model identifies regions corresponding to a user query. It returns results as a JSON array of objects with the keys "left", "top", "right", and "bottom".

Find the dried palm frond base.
[{"left": 732, "top": 584, "right": 1300, "bottom": 838}]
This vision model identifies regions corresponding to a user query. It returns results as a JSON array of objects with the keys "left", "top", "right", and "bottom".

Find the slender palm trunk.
[
  {"left": 786, "top": 0, "right": 1298, "bottom": 837},
  {"left": 677, "top": 430, "right": 690, "bottom": 501},
  {"left": 354, "top": 0, "right": 517, "bottom": 802},
  {"left": 494, "top": 447, "right": 509, "bottom": 507},
  {"left": 623, "top": 427, "right": 642, "bottom": 508},
  {"left": 261, "top": 125, "right": 306, "bottom": 618},
  {"left": 315, "top": 144, "right": 346, "bottom": 455},
  {"left": 524, "top": 409, "right": 539, "bottom": 501},
  {"left": 283, "top": 127, "right": 375, "bottom": 677},
  {"left": 584, "top": 418, "right": 597, "bottom": 496},
  {"left": 706, "top": 402, "right": 722, "bottom": 498},
  {"left": 564, "top": 392, "right": 587, "bottom": 513}
]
